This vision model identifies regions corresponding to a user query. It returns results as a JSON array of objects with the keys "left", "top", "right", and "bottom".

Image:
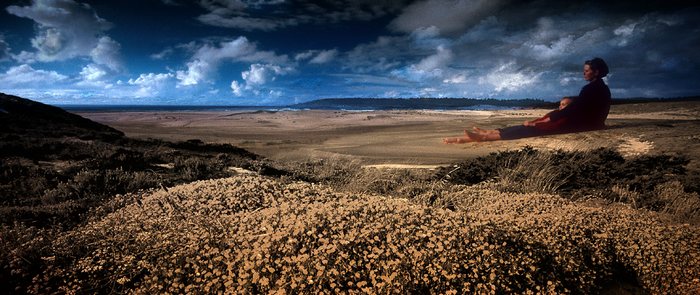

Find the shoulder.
[
  {"left": 593, "top": 79, "right": 609, "bottom": 90},
  {"left": 582, "top": 79, "right": 609, "bottom": 93}
]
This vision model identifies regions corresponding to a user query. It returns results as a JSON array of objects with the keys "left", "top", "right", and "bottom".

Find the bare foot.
[
  {"left": 465, "top": 130, "right": 486, "bottom": 141},
  {"left": 443, "top": 137, "right": 460, "bottom": 144}
]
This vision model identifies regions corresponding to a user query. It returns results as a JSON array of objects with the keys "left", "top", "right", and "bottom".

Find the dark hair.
[{"left": 585, "top": 57, "right": 609, "bottom": 78}]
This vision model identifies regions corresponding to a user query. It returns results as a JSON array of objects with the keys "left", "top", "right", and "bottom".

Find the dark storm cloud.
[
  {"left": 196, "top": 0, "right": 414, "bottom": 31},
  {"left": 359, "top": 0, "right": 700, "bottom": 97},
  {"left": 389, "top": 0, "right": 508, "bottom": 35}
]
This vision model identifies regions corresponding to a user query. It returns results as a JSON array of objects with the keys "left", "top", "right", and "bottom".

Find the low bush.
[{"left": 19, "top": 176, "right": 699, "bottom": 294}]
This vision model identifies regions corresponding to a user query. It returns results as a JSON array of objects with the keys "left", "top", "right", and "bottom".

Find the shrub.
[{"left": 26, "top": 175, "right": 700, "bottom": 294}]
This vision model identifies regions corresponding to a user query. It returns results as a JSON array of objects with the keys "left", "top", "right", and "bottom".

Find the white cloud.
[
  {"left": 176, "top": 36, "right": 288, "bottom": 86},
  {"left": 6, "top": 0, "right": 122, "bottom": 69},
  {"left": 389, "top": 0, "right": 506, "bottom": 35},
  {"left": 391, "top": 45, "right": 453, "bottom": 82},
  {"left": 230, "top": 80, "right": 243, "bottom": 96},
  {"left": 296, "top": 49, "right": 338, "bottom": 64},
  {"left": 479, "top": 61, "right": 540, "bottom": 92},
  {"left": 295, "top": 51, "right": 315, "bottom": 61},
  {"left": 242, "top": 63, "right": 292, "bottom": 85},
  {"left": 410, "top": 26, "right": 441, "bottom": 41},
  {"left": 128, "top": 72, "right": 174, "bottom": 98},
  {"left": 415, "top": 45, "right": 453, "bottom": 71},
  {"left": 80, "top": 64, "right": 107, "bottom": 81},
  {"left": 227, "top": 63, "right": 293, "bottom": 97},
  {"left": 0, "top": 64, "right": 68, "bottom": 86},
  {"left": 91, "top": 37, "right": 122, "bottom": 71},
  {"left": 613, "top": 22, "right": 637, "bottom": 46},
  {"left": 409, "top": 26, "right": 454, "bottom": 50},
  {"left": 309, "top": 49, "right": 338, "bottom": 64},
  {"left": 177, "top": 59, "right": 209, "bottom": 86},
  {"left": 443, "top": 74, "right": 468, "bottom": 84},
  {"left": 76, "top": 64, "right": 113, "bottom": 88},
  {"left": 268, "top": 89, "right": 282, "bottom": 97},
  {"left": 151, "top": 48, "right": 175, "bottom": 60},
  {"left": 0, "top": 36, "right": 11, "bottom": 61}
]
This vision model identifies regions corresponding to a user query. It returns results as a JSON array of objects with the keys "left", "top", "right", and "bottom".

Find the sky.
[{"left": 0, "top": 0, "right": 699, "bottom": 105}]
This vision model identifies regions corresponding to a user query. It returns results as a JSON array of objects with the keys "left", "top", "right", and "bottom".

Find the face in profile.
[{"left": 583, "top": 64, "right": 598, "bottom": 81}]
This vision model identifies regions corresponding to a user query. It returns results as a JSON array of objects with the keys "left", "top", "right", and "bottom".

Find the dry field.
[{"left": 78, "top": 101, "right": 700, "bottom": 168}]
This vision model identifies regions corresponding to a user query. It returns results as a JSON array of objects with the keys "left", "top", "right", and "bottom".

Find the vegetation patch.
[
  {"left": 435, "top": 147, "right": 699, "bottom": 221},
  {"left": 9, "top": 176, "right": 699, "bottom": 294}
]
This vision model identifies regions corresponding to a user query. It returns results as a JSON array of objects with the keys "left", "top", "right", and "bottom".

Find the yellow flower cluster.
[{"left": 28, "top": 175, "right": 699, "bottom": 294}]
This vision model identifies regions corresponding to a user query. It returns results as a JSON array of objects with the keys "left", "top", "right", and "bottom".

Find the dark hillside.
[
  {"left": 0, "top": 93, "right": 123, "bottom": 140},
  {"left": 0, "top": 93, "right": 285, "bottom": 227}
]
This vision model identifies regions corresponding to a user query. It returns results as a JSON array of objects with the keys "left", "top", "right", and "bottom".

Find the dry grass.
[
  {"left": 490, "top": 150, "right": 570, "bottom": 194},
  {"left": 656, "top": 181, "right": 700, "bottom": 224},
  {"left": 9, "top": 174, "right": 698, "bottom": 294}
]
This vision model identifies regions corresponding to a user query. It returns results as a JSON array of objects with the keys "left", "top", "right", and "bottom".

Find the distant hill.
[
  {"left": 289, "top": 96, "right": 700, "bottom": 110},
  {"left": 289, "top": 98, "right": 556, "bottom": 110},
  {"left": 610, "top": 95, "right": 700, "bottom": 104},
  {"left": 0, "top": 92, "right": 124, "bottom": 140}
]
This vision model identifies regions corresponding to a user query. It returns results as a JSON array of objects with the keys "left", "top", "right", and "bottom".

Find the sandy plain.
[{"left": 77, "top": 101, "right": 700, "bottom": 169}]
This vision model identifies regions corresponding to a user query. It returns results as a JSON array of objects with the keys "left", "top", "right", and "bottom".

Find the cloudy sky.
[{"left": 0, "top": 0, "right": 698, "bottom": 105}]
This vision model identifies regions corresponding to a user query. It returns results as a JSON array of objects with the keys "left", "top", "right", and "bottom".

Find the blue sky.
[{"left": 0, "top": 0, "right": 699, "bottom": 105}]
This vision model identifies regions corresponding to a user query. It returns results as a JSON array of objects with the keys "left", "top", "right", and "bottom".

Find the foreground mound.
[{"left": 24, "top": 175, "right": 699, "bottom": 294}]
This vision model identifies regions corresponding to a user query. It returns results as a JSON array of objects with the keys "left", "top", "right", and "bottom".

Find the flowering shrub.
[{"left": 20, "top": 175, "right": 699, "bottom": 294}]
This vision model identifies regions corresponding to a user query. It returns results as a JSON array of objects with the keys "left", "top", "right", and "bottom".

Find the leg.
[
  {"left": 465, "top": 127, "right": 502, "bottom": 141},
  {"left": 443, "top": 131, "right": 481, "bottom": 144}
]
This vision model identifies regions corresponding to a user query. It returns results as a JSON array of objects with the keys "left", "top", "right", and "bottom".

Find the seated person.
[
  {"left": 443, "top": 57, "right": 611, "bottom": 144},
  {"left": 443, "top": 97, "right": 572, "bottom": 143}
]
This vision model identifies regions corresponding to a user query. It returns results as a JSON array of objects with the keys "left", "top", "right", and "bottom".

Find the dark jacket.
[{"left": 549, "top": 78, "right": 611, "bottom": 131}]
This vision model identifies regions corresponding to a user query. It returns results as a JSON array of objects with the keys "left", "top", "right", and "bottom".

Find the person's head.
[
  {"left": 583, "top": 57, "right": 609, "bottom": 81},
  {"left": 559, "top": 97, "right": 573, "bottom": 110}
]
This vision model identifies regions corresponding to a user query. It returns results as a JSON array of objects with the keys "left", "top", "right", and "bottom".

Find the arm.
[
  {"left": 549, "top": 95, "right": 583, "bottom": 122},
  {"left": 524, "top": 110, "right": 556, "bottom": 126}
]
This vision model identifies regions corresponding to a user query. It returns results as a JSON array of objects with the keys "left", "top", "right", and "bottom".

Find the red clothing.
[{"left": 531, "top": 111, "right": 567, "bottom": 131}]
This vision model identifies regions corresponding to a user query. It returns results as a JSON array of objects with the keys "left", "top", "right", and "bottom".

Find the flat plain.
[{"left": 79, "top": 101, "right": 700, "bottom": 168}]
